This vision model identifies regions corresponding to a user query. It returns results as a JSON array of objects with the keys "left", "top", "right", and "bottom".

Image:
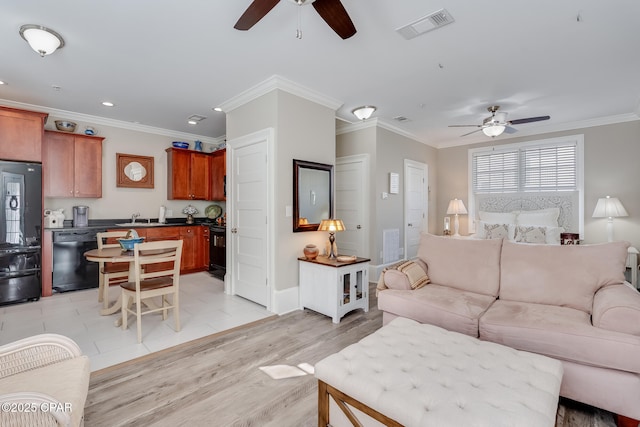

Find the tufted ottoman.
[{"left": 315, "top": 317, "right": 563, "bottom": 427}]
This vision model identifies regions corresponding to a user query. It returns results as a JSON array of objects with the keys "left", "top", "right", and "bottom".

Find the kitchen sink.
[{"left": 114, "top": 222, "right": 172, "bottom": 227}]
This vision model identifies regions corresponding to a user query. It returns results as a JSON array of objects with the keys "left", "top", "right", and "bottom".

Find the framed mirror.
[
  {"left": 293, "top": 159, "right": 333, "bottom": 232},
  {"left": 116, "top": 153, "right": 154, "bottom": 188}
]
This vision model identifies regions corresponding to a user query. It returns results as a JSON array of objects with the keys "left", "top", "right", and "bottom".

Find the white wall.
[
  {"left": 43, "top": 114, "right": 224, "bottom": 223},
  {"left": 225, "top": 90, "right": 336, "bottom": 292}
]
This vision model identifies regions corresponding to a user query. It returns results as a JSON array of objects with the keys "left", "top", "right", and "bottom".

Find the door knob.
[
  {"left": 408, "top": 223, "right": 413, "bottom": 227},
  {"left": 231, "top": 228, "right": 238, "bottom": 234},
  {"left": 357, "top": 225, "right": 362, "bottom": 229}
]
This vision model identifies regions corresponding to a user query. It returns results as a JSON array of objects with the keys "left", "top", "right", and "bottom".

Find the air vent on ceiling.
[
  {"left": 396, "top": 8, "right": 455, "bottom": 40},
  {"left": 187, "top": 114, "right": 207, "bottom": 122},
  {"left": 393, "top": 116, "right": 410, "bottom": 122}
]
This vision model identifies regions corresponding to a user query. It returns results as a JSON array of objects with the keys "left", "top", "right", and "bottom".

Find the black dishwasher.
[
  {"left": 209, "top": 225, "right": 226, "bottom": 279},
  {"left": 52, "top": 229, "right": 103, "bottom": 292}
]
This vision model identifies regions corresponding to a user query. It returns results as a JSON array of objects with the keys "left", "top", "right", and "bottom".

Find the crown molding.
[
  {"left": 0, "top": 98, "right": 224, "bottom": 145},
  {"left": 219, "top": 75, "right": 343, "bottom": 113},
  {"left": 336, "top": 117, "right": 436, "bottom": 147}
]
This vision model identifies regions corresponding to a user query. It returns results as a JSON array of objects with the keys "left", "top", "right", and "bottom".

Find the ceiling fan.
[
  {"left": 234, "top": 0, "right": 357, "bottom": 40},
  {"left": 449, "top": 106, "right": 550, "bottom": 137}
]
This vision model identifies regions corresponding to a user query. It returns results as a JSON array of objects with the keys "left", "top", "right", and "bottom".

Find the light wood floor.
[{"left": 85, "top": 285, "right": 616, "bottom": 426}]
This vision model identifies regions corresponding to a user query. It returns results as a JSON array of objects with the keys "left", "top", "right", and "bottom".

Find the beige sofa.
[
  {"left": 0, "top": 334, "right": 90, "bottom": 427},
  {"left": 378, "top": 233, "right": 640, "bottom": 420}
]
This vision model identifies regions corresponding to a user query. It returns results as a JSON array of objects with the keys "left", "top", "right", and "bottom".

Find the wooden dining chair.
[
  {"left": 120, "top": 240, "right": 183, "bottom": 343},
  {"left": 96, "top": 231, "right": 130, "bottom": 309}
]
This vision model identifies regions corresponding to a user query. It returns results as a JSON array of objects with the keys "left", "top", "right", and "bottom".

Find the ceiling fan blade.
[
  {"left": 234, "top": 0, "right": 281, "bottom": 31},
  {"left": 509, "top": 115, "right": 550, "bottom": 125},
  {"left": 312, "top": 0, "right": 357, "bottom": 39},
  {"left": 460, "top": 128, "right": 483, "bottom": 137},
  {"left": 503, "top": 125, "right": 518, "bottom": 134},
  {"left": 449, "top": 125, "right": 481, "bottom": 128}
]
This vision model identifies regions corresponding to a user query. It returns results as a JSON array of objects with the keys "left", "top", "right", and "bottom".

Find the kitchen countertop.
[{"left": 45, "top": 218, "right": 225, "bottom": 232}]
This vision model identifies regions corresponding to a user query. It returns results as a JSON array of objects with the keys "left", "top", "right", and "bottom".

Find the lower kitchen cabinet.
[{"left": 107, "top": 225, "right": 209, "bottom": 274}]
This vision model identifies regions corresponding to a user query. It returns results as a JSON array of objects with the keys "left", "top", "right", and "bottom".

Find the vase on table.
[{"left": 303, "top": 244, "right": 319, "bottom": 260}]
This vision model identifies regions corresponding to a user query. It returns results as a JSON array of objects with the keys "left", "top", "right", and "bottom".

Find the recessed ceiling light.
[
  {"left": 0, "top": 81, "right": 6, "bottom": 85},
  {"left": 102, "top": 101, "right": 114, "bottom": 107},
  {"left": 188, "top": 120, "right": 197, "bottom": 125},
  {"left": 213, "top": 107, "right": 223, "bottom": 112}
]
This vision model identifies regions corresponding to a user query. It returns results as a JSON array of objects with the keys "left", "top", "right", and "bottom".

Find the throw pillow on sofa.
[{"left": 376, "top": 259, "right": 429, "bottom": 295}]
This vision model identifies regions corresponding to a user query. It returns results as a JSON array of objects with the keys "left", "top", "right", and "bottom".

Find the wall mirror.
[
  {"left": 116, "top": 153, "right": 154, "bottom": 188},
  {"left": 293, "top": 159, "right": 333, "bottom": 232}
]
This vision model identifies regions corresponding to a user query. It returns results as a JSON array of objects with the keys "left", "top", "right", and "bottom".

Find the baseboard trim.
[{"left": 272, "top": 286, "right": 300, "bottom": 315}]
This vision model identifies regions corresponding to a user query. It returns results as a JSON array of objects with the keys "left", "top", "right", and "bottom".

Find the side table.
[{"left": 299, "top": 256, "right": 370, "bottom": 323}]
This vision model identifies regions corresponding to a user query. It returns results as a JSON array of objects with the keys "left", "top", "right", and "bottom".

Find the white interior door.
[
  {"left": 228, "top": 131, "right": 271, "bottom": 307},
  {"left": 404, "top": 159, "right": 428, "bottom": 260},
  {"left": 335, "top": 155, "right": 369, "bottom": 258}
]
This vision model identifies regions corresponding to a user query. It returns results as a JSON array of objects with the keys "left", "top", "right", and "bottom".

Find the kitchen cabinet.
[
  {"left": 108, "top": 225, "right": 209, "bottom": 274},
  {"left": 209, "top": 149, "right": 226, "bottom": 201},
  {"left": 0, "top": 106, "right": 48, "bottom": 162},
  {"left": 43, "top": 130, "right": 104, "bottom": 198},
  {"left": 166, "top": 148, "right": 211, "bottom": 200}
]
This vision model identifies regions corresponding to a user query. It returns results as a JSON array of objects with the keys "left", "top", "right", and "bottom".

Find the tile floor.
[{"left": 0, "top": 272, "right": 273, "bottom": 371}]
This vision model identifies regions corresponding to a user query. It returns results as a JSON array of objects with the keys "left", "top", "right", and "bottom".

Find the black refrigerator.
[{"left": 0, "top": 160, "right": 42, "bottom": 305}]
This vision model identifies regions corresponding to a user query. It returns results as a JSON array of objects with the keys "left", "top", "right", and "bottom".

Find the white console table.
[{"left": 299, "top": 256, "right": 370, "bottom": 323}]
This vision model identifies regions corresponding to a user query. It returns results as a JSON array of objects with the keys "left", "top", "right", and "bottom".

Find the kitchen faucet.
[{"left": 131, "top": 212, "right": 140, "bottom": 224}]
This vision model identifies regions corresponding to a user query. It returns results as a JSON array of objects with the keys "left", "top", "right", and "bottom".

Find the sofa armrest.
[
  {"left": 0, "top": 392, "right": 72, "bottom": 427},
  {"left": 0, "top": 334, "right": 83, "bottom": 379},
  {"left": 592, "top": 283, "right": 640, "bottom": 336}
]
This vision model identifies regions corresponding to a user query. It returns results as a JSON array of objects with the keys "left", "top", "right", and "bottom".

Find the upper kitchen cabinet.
[
  {"left": 43, "top": 130, "right": 104, "bottom": 198},
  {"left": 166, "top": 148, "right": 210, "bottom": 200},
  {"left": 0, "top": 106, "right": 48, "bottom": 162},
  {"left": 209, "top": 148, "right": 226, "bottom": 201}
]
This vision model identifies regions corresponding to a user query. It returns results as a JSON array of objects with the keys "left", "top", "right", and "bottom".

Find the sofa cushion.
[
  {"left": 499, "top": 240, "right": 630, "bottom": 313},
  {"left": 479, "top": 300, "right": 640, "bottom": 374},
  {"left": 378, "top": 284, "right": 496, "bottom": 337},
  {"left": 417, "top": 233, "right": 503, "bottom": 297},
  {"left": 592, "top": 283, "right": 640, "bottom": 336}
]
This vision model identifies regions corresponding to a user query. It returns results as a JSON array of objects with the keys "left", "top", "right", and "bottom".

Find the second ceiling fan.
[
  {"left": 234, "top": 0, "right": 357, "bottom": 40},
  {"left": 449, "top": 106, "right": 550, "bottom": 137}
]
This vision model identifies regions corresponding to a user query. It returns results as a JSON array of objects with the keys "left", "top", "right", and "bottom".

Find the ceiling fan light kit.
[
  {"left": 352, "top": 106, "right": 376, "bottom": 121},
  {"left": 19, "top": 24, "right": 65, "bottom": 57},
  {"left": 449, "top": 105, "right": 550, "bottom": 138}
]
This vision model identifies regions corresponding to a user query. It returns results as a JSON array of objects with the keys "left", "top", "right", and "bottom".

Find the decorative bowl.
[
  {"left": 55, "top": 120, "right": 77, "bottom": 132},
  {"left": 117, "top": 237, "right": 145, "bottom": 251},
  {"left": 172, "top": 141, "right": 189, "bottom": 149}
]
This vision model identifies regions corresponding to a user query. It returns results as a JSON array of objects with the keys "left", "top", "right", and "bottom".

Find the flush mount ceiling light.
[
  {"left": 19, "top": 24, "right": 65, "bottom": 57},
  {"left": 482, "top": 124, "right": 506, "bottom": 137},
  {"left": 352, "top": 106, "right": 376, "bottom": 121}
]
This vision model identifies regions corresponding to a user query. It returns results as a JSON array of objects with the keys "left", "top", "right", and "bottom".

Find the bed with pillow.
[{"left": 472, "top": 191, "right": 579, "bottom": 245}]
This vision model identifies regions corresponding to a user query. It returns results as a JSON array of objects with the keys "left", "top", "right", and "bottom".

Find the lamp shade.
[
  {"left": 318, "top": 219, "right": 345, "bottom": 232},
  {"left": 592, "top": 196, "right": 628, "bottom": 218},
  {"left": 352, "top": 106, "right": 376, "bottom": 121},
  {"left": 19, "top": 25, "right": 65, "bottom": 57},
  {"left": 446, "top": 199, "right": 468, "bottom": 215}
]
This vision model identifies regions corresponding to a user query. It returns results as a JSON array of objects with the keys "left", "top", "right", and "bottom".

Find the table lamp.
[
  {"left": 592, "top": 195, "right": 628, "bottom": 242},
  {"left": 446, "top": 198, "right": 467, "bottom": 237},
  {"left": 318, "top": 219, "right": 345, "bottom": 259}
]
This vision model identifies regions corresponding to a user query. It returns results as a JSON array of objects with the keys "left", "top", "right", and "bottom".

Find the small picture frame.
[{"left": 116, "top": 153, "right": 154, "bottom": 188}]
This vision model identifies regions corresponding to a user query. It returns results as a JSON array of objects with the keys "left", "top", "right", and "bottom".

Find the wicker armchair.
[{"left": 0, "top": 334, "right": 90, "bottom": 427}]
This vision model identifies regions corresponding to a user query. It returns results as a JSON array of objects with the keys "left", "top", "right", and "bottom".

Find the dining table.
[{"left": 84, "top": 246, "right": 175, "bottom": 326}]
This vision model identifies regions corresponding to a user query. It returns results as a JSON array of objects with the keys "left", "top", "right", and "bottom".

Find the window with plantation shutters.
[{"left": 471, "top": 141, "right": 579, "bottom": 194}]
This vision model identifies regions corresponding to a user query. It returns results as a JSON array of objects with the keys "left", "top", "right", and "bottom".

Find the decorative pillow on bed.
[
  {"left": 513, "top": 225, "right": 564, "bottom": 244},
  {"left": 514, "top": 225, "right": 547, "bottom": 243},
  {"left": 516, "top": 208, "right": 560, "bottom": 227},
  {"left": 478, "top": 211, "right": 517, "bottom": 225},
  {"left": 476, "top": 222, "right": 512, "bottom": 239}
]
